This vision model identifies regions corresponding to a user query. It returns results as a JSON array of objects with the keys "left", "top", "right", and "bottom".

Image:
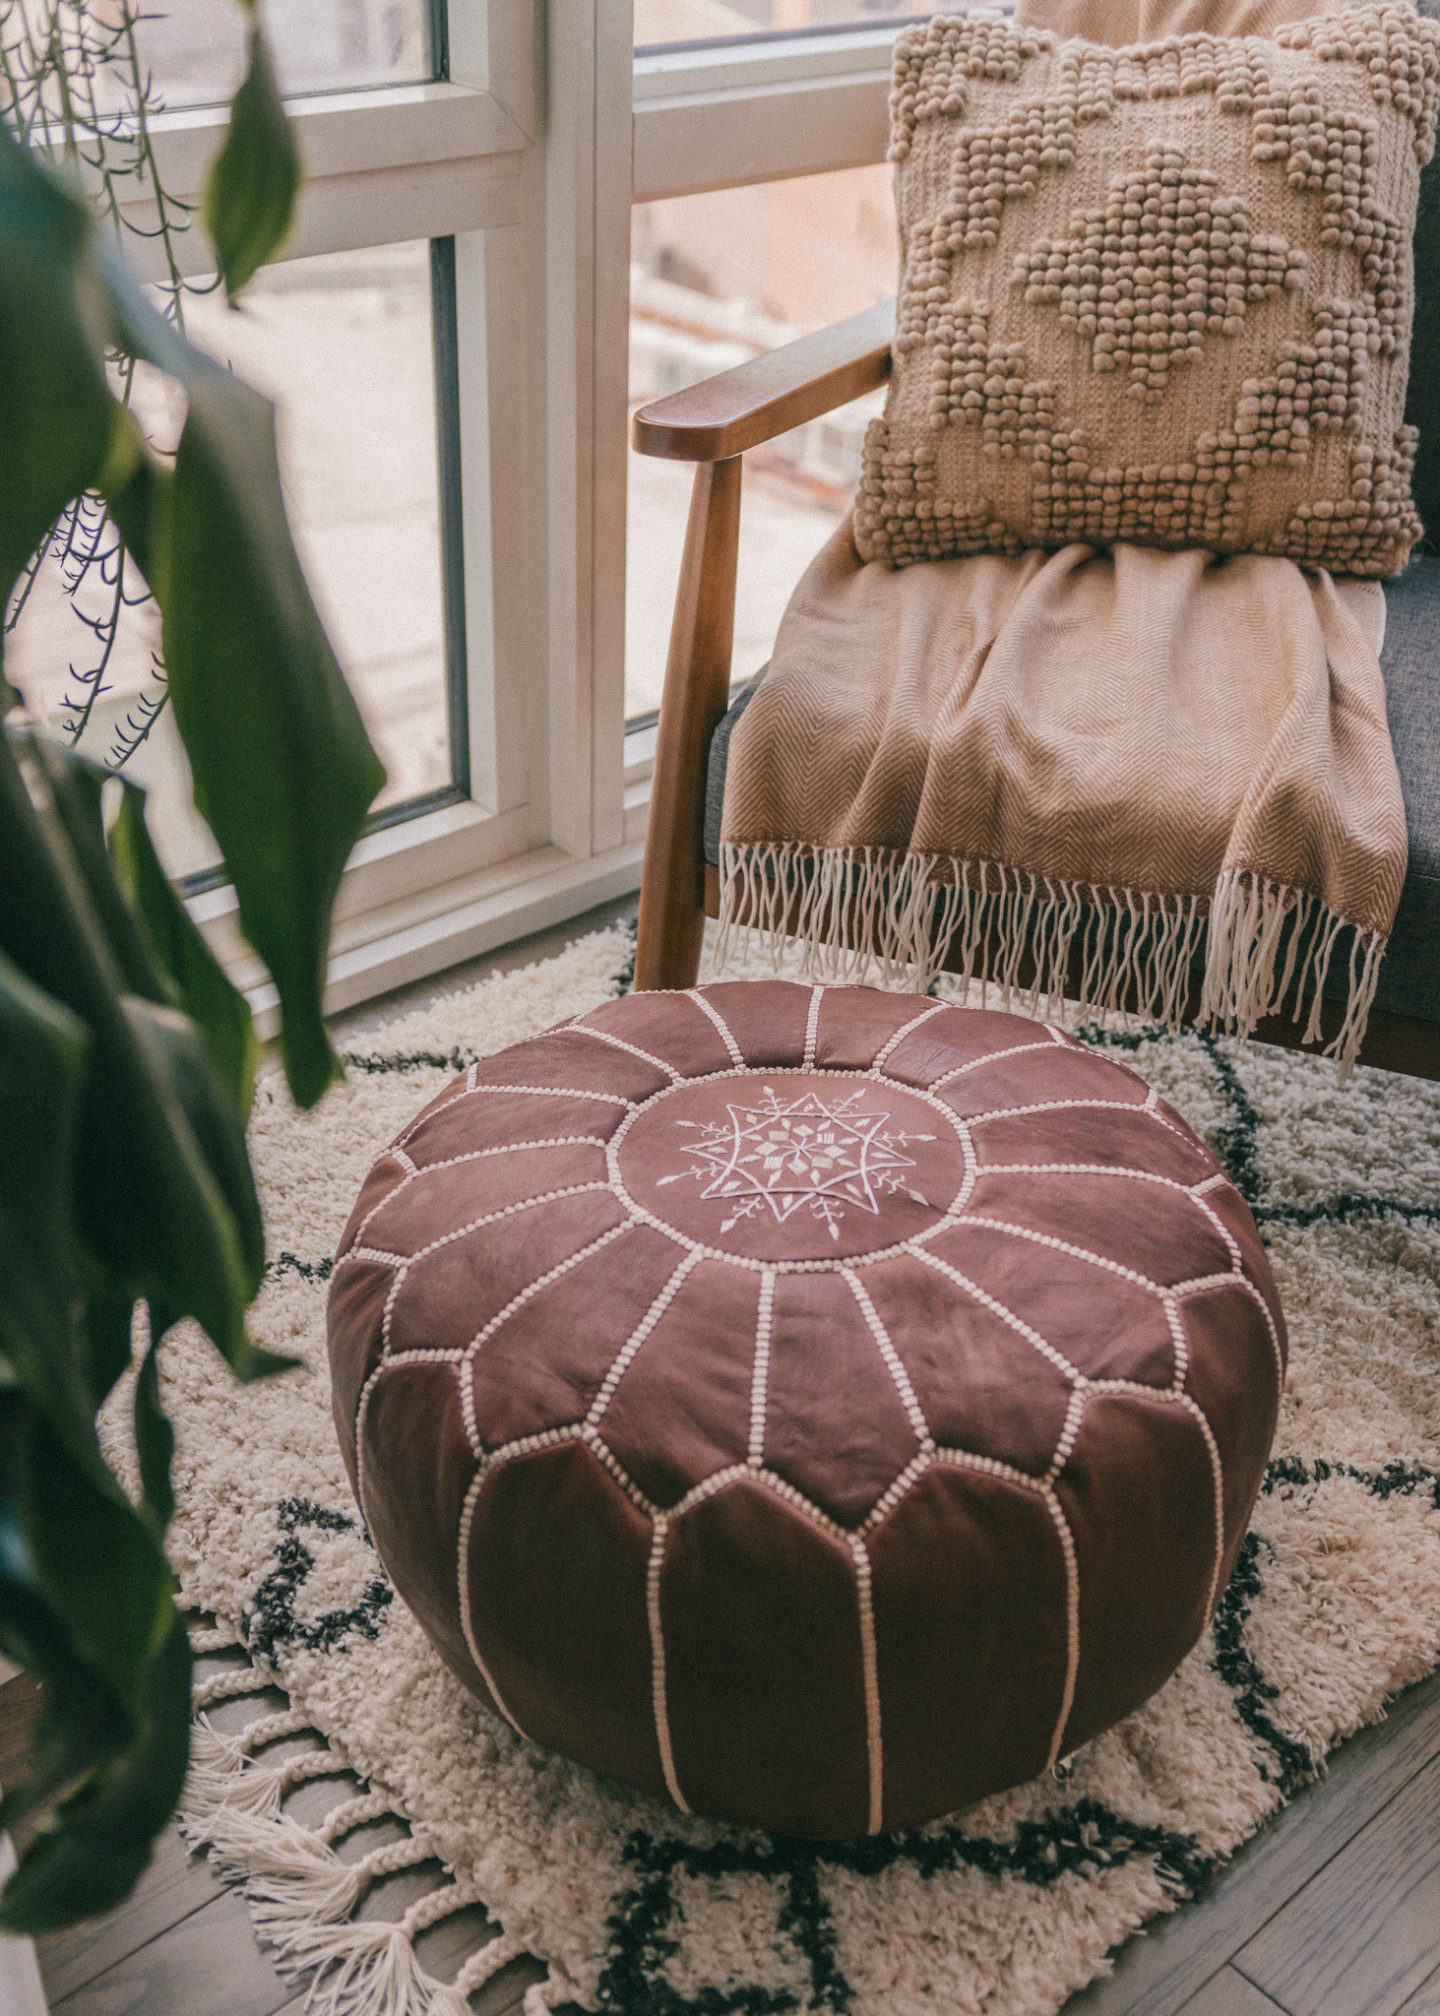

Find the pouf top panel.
[{"left": 328, "top": 980, "right": 1286, "bottom": 1838}]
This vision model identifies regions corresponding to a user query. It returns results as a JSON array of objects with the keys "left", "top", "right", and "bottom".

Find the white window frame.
[{"left": 123, "top": 8, "right": 901, "bottom": 1023}]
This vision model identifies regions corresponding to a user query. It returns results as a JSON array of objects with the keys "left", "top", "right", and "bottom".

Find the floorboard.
[
  {"left": 1174, "top": 1966, "right": 1288, "bottom": 2016},
  {"left": 1058, "top": 1668, "right": 1440, "bottom": 2016},
  {"left": 37, "top": 1825, "right": 223, "bottom": 2003},
  {"left": 47, "top": 1890, "right": 293, "bottom": 2016},
  {"left": 1234, "top": 1750, "right": 1440, "bottom": 2016},
  {"left": 1397, "top": 1963, "right": 1440, "bottom": 2015}
]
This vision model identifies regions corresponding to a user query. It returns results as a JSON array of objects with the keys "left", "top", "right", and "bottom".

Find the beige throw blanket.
[
  {"left": 718, "top": 0, "right": 1412, "bottom": 1074},
  {"left": 718, "top": 525, "right": 1403, "bottom": 1072}
]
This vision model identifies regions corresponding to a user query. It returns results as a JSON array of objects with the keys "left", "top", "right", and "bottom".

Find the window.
[
  {"left": 10, "top": 4, "right": 911, "bottom": 1014},
  {"left": 636, "top": 1, "right": 934, "bottom": 53},
  {"left": 132, "top": 0, "right": 437, "bottom": 109},
  {"left": 627, "top": 166, "right": 894, "bottom": 719}
]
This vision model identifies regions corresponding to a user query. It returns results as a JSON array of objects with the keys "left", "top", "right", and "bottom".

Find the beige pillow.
[{"left": 853, "top": 3, "right": 1440, "bottom": 574}]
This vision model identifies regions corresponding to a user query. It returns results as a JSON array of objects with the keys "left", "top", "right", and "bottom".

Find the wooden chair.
[{"left": 630, "top": 298, "right": 1440, "bottom": 1081}]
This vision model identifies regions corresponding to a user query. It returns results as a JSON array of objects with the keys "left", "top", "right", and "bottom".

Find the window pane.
[
  {"left": 627, "top": 169, "right": 894, "bottom": 720},
  {"left": 636, "top": 1, "right": 933, "bottom": 51},
  {"left": 7, "top": 240, "right": 457, "bottom": 880},
  {"left": 135, "top": 0, "right": 434, "bottom": 111}
]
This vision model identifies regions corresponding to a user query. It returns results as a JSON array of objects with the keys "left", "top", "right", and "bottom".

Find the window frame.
[{"left": 141, "top": 6, "right": 903, "bottom": 1025}]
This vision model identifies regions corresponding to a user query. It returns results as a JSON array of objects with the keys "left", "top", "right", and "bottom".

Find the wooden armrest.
[{"left": 633, "top": 297, "right": 895, "bottom": 462}]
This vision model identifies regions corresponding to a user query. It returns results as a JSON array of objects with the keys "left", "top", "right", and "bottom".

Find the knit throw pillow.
[{"left": 853, "top": 4, "right": 1440, "bottom": 574}]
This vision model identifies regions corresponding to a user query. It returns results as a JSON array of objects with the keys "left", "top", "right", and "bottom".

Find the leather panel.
[
  {"left": 969, "top": 1104, "right": 1217, "bottom": 1183},
  {"left": 466, "top": 1221, "right": 684, "bottom": 1452},
  {"left": 880, "top": 1007, "right": 1065, "bottom": 1087},
  {"left": 1181, "top": 1281, "right": 1282, "bottom": 1585},
  {"left": 861, "top": 1251, "right": 1075, "bottom": 1473},
  {"left": 326, "top": 1255, "right": 398, "bottom": 1466},
  {"left": 359, "top": 1141, "right": 610, "bottom": 1260},
  {"left": 385, "top": 1189, "right": 628, "bottom": 1355},
  {"left": 763, "top": 1272, "right": 921, "bottom": 1526},
  {"left": 936, "top": 1045, "right": 1152, "bottom": 1119},
  {"left": 574, "top": 991, "right": 739, "bottom": 1079},
  {"left": 868, "top": 1467, "right": 1068, "bottom": 1827},
  {"left": 922, "top": 1219, "right": 1179, "bottom": 1387},
  {"left": 1056, "top": 1392, "right": 1218, "bottom": 1753},
  {"left": 811, "top": 986, "right": 952, "bottom": 1072},
  {"left": 686, "top": 980, "right": 815, "bottom": 1065},
  {"left": 359, "top": 1359, "right": 491, "bottom": 1707},
  {"left": 596, "top": 1260, "right": 758, "bottom": 1509},
  {"left": 961, "top": 1169, "right": 1235, "bottom": 1289},
  {"left": 660, "top": 1479, "right": 870, "bottom": 1836},
  {"left": 401, "top": 1089, "right": 623, "bottom": 1169},
  {"left": 466, "top": 1442, "right": 670, "bottom": 1804}
]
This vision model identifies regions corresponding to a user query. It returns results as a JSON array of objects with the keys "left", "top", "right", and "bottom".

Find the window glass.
[
  {"left": 8, "top": 240, "right": 456, "bottom": 879},
  {"left": 627, "top": 168, "right": 895, "bottom": 721},
  {"left": 635, "top": 1, "right": 932, "bottom": 52},
  {"left": 135, "top": 0, "right": 434, "bottom": 112}
]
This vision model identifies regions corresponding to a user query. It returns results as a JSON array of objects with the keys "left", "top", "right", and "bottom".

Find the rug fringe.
[
  {"left": 716, "top": 842, "right": 1384, "bottom": 1072},
  {"left": 182, "top": 1637, "right": 566, "bottom": 2015}
]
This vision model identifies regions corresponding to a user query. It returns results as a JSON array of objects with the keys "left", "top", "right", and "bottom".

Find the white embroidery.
[{"left": 656, "top": 1083, "right": 937, "bottom": 1242}]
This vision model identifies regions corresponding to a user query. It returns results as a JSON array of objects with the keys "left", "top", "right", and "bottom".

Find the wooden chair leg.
[{"left": 634, "top": 455, "right": 742, "bottom": 991}]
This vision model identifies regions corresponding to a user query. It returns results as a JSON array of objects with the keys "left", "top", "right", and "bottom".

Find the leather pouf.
[{"left": 327, "top": 981, "right": 1285, "bottom": 1838}]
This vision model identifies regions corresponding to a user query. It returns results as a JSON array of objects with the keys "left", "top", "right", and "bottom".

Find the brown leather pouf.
[{"left": 328, "top": 981, "right": 1285, "bottom": 1839}]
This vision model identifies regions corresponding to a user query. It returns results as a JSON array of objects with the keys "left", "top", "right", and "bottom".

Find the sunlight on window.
[
  {"left": 636, "top": 0, "right": 932, "bottom": 51},
  {"left": 8, "top": 242, "right": 453, "bottom": 878},
  {"left": 626, "top": 167, "right": 896, "bottom": 720}
]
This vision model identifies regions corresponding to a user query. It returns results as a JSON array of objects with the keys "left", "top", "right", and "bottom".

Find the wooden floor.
[{"left": 4, "top": 895, "right": 1438, "bottom": 2015}]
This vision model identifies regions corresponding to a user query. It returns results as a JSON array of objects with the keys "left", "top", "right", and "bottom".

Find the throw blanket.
[
  {"left": 718, "top": 0, "right": 1414, "bottom": 1075},
  {"left": 717, "top": 523, "right": 1403, "bottom": 1073}
]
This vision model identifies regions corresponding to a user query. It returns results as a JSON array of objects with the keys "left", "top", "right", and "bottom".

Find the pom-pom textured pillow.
[{"left": 853, "top": 4, "right": 1440, "bottom": 574}]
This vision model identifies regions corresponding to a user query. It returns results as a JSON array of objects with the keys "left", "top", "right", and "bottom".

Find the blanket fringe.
[
  {"left": 716, "top": 843, "right": 1383, "bottom": 1077},
  {"left": 182, "top": 1636, "right": 569, "bottom": 2016}
]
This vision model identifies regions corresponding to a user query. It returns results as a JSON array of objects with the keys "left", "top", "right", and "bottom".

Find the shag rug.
[{"left": 133, "top": 927, "right": 1440, "bottom": 2016}]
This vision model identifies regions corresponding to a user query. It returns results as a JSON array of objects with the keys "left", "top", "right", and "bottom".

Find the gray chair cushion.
[
  {"left": 1407, "top": 0, "right": 1440, "bottom": 549},
  {"left": 703, "top": 555, "right": 1440, "bottom": 1025}
]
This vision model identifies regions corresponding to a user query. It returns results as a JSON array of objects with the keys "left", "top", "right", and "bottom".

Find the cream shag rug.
[{"left": 138, "top": 926, "right": 1440, "bottom": 2016}]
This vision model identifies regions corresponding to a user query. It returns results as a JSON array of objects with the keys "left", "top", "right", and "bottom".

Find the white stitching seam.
[
  {"left": 647, "top": 1516, "right": 689, "bottom": 1812},
  {"left": 842, "top": 1269, "right": 934, "bottom": 1451},
  {"left": 458, "top": 1220, "right": 634, "bottom": 1454},
  {"left": 1040, "top": 1484, "right": 1081, "bottom": 1771},
  {"left": 749, "top": 1272, "right": 775, "bottom": 1466},
  {"left": 684, "top": 989, "right": 745, "bottom": 1067},
  {"left": 803, "top": 985, "right": 824, "bottom": 1069},
  {"left": 570, "top": 1022, "right": 683, "bottom": 1083},
  {"left": 870, "top": 999, "right": 949, "bottom": 1072},
  {"left": 849, "top": 1534, "right": 884, "bottom": 1834}
]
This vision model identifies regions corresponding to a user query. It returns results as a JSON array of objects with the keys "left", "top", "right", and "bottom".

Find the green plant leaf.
[
  {"left": 80, "top": 1274, "right": 138, "bottom": 1415},
  {"left": 133, "top": 1338, "right": 175, "bottom": 1531},
  {"left": 0, "top": 1608, "right": 192, "bottom": 1934},
  {"left": 110, "top": 783, "right": 260, "bottom": 1118},
  {"left": 0, "top": 1394, "right": 133, "bottom": 1831},
  {"left": 203, "top": 13, "right": 300, "bottom": 305},
  {"left": 25, "top": 737, "right": 167, "bottom": 1006},
  {"left": 18, "top": 1407, "right": 173, "bottom": 1713},
  {"left": 0, "top": 122, "right": 118, "bottom": 601},
  {"left": 102, "top": 261, "right": 386, "bottom": 1108},
  {"left": 121, "top": 997, "right": 267, "bottom": 1328},
  {"left": 0, "top": 730, "right": 259, "bottom": 1361},
  {"left": 0, "top": 950, "right": 91, "bottom": 1436}
]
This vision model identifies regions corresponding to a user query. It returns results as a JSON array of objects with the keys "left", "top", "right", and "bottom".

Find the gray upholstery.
[{"left": 703, "top": 556, "right": 1440, "bottom": 1025}]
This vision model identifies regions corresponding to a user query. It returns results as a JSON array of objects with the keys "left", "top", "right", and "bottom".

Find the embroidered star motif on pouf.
[{"left": 660, "top": 1084, "right": 935, "bottom": 1238}]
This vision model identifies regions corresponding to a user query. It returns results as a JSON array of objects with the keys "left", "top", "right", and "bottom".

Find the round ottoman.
[{"left": 327, "top": 980, "right": 1285, "bottom": 1838}]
